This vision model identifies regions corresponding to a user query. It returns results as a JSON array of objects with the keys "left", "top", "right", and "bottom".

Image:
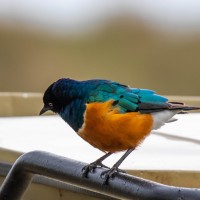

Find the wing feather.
[{"left": 88, "top": 81, "right": 169, "bottom": 113}]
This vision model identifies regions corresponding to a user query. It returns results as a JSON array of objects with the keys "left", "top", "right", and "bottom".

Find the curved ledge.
[{"left": 0, "top": 150, "right": 200, "bottom": 200}]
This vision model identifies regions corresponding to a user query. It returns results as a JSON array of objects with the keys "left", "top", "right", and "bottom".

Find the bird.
[{"left": 40, "top": 78, "right": 199, "bottom": 184}]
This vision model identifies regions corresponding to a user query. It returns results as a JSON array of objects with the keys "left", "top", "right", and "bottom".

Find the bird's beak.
[{"left": 39, "top": 105, "right": 50, "bottom": 115}]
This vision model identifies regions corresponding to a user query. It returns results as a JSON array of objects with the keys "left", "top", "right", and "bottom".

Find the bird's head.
[
  {"left": 39, "top": 78, "right": 77, "bottom": 115},
  {"left": 39, "top": 82, "right": 59, "bottom": 115}
]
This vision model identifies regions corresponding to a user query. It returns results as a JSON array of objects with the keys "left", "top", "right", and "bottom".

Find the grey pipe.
[{"left": 0, "top": 151, "right": 199, "bottom": 200}]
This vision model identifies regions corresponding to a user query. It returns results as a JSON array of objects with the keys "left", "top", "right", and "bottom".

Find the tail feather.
[
  {"left": 139, "top": 101, "right": 200, "bottom": 114},
  {"left": 168, "top": 102, "right": 200, "bottom": 111}
]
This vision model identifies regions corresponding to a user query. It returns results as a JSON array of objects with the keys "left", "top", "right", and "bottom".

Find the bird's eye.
[{"left": 48, "top": 102, "right": 53, "bottom": 107}]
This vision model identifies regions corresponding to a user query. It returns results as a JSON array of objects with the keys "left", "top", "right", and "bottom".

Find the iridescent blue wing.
[{"left": 87, "top": 81, "right": 168, "bottom": 113}]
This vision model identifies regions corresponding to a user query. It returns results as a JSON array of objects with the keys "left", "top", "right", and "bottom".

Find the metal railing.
[{"left": 0, "top": 151, "right": 200, "bottom": 200}]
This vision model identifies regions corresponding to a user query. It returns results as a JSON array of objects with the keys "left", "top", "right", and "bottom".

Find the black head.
[
  {"left": 39, "top": 82, "right": 59, "bottom": 115},
  {"left": 39, "top": 78, "right": 79, "bottom": 115}
]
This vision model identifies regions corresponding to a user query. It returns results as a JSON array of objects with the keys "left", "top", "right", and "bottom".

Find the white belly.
[{"left": 152, "top": 110, "right": 178, "bottom": 130}]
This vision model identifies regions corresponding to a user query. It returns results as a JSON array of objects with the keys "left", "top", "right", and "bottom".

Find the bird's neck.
[{"left": 59, "top": 99, "right": 86, "bottom": 132}]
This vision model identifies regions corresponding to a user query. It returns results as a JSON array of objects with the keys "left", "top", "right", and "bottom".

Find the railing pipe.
[{"left": 0, "top": 151, "right": 200, "bottom": 200}]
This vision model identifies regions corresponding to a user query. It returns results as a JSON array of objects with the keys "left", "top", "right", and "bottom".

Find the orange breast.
[{"left": 78, "top": 101, "right": 153, "bottom": 153}]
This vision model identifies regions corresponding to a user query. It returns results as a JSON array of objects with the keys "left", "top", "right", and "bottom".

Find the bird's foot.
[
  {"left": 82, "top": 161, "right": 110, "bottom": 178},
  {"left": 101, "top": 167, "right": 126, "bottom": 185}
]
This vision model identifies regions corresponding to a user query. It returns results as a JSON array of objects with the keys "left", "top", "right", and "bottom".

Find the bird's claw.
[
  {"left": 101, "top": 167, "right": 126, "bottom": 185},
  {"left": 82, "top": 164, "right": 95, "bottom": 177},
  {"left": 82, "top": 162, "right": 110, "bottom": 178}
]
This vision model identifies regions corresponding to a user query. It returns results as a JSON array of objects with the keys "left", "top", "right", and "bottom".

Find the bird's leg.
[
  {"left": 101, "top": 148, "right": 135, "bottom": 185},
  {"left": 82, "top": 152, "right": 112, "bottom": 177}
]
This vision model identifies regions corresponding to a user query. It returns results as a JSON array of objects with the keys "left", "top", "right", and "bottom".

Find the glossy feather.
[{"left": 41, "top": 78, "right": 199, "bottom": 150}]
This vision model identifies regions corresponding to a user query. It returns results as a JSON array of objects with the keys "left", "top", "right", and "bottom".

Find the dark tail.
[
  {"left": 168, "top": 102, "right": 200, "bottom": 111},
  {"left": 139, "top": 101, "right": 200, "bottom": 114}
]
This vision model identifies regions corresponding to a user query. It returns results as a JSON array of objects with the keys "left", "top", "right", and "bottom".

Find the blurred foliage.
[{"left": 0, "top": 20, "right": 200, "bottom": 95}]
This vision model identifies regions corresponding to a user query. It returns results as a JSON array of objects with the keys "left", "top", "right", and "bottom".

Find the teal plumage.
[
  {"left": 41, "top": 78, "right": 170, "bottom": 131},
  {"left": 40, "top": 78, "right": 197, "bottom": 132},
  {"left": 88, "top": 81, "right": 168, "bottom": 113}
]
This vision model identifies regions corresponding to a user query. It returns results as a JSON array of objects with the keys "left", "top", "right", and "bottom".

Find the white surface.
[{"left": 0, "top": 114, "right": 200, "bottom": 170}]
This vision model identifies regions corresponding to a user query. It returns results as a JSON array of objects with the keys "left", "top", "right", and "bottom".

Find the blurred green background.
[{"left": 0, "top": 1, "right": 200, "bottom": 96}]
